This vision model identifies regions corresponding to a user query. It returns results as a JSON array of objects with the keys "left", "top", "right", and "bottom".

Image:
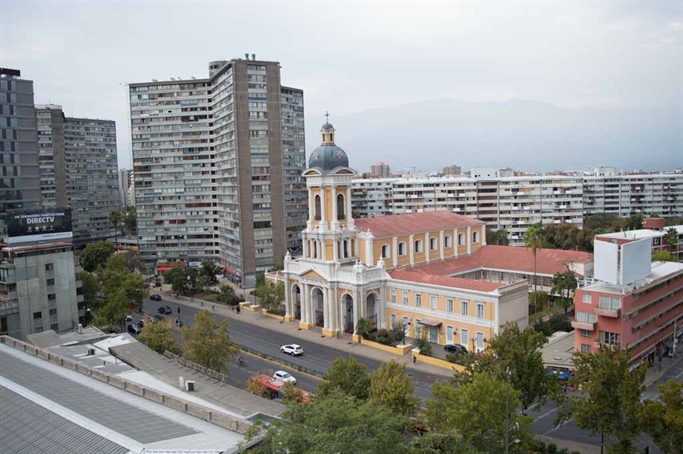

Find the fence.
[{"left": 163, "top": 350, "right": 231, "bottom": 384}]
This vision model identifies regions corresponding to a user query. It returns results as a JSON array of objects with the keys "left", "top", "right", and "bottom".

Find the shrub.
[
  {"left": 376, "top": 329, "right": 393, "bottom": 346},
  {"left": 414, "top": 332, "right": 432, "bottom": 356},
  {"left": 549, "top": 313, "right": 571, "bottom": 332},
  {"left": 546, "top": 443, "right": 558, "bottom": 454},
  {"left": 246, "top": 377, "right": 269, "bottom": 398},
  {"left": 281, "top": 381, "right": 304, "bottom": 404},
  {"left": 445, "top": 351, "right": 467, "bottom": 365}
]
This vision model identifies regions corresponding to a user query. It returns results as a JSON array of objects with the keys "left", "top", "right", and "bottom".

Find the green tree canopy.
[
  {"left": 408, "top": 431, "right": 482, "bottom": 454},
  {"left": 79, "top": 271, "right": 101, "bottom": 308},
  {"left": 138, "top": 319, "right": 179, "bottom": 354},
  {"left": 486, "top": 228, "right": 510, "bottom": 246},
  {"left": 246, "top": 391, "right": 409, "bottom": 454},
  {"left": 201, "top": 260, "right": 222, "bottom": 283},
  {"left": 181, "top": 310, "right": 238, "bottom": 373},
  {"left": 551, "top": 270, "right": 578, "bottom": 318},
  {"left": 541, "top": 223, "right": 593, "bottom": 252},
  {"left": 427, "top": 373, "right": 533, "bottom": 453},
  {"left": 80, "top": 242, "right": 114, "bottom": 272},
  {"left": 317, "top": 356, "right": 371, "bottom": 401},
  {"left": 571, "top": 346, "right": 645, "bottom": 453},
  {"left": 94, "top": 292, "right": 129, "bottom": 332},
  {"left": 218, "top": 284, "right": 239, "bottom": 305},
  {"left": 255, "top": 282, "right": 285, "bottom": 312},
  {"left": 109, "top": 210, "right": 123, "bottom": 242},
  {"left": 523, "top": 223, "right": 544, "bottom": 312},
  {"left": 164, "top": 266, "right": 200, "bottom": 295},
  {"left": 122, "top": 206, "right": 137, "bottom": 235},
  {"left": 369, "top": 359, "right": 419, "bottom": 416},
  {"left": 653, "top": 250, "right": 677, "bottom": 262},
  {"left": 626, "top": 213, "right": 644, "bottom": 231},
  {"left": 100, "top": 254, "right": 147, "bottom": 313},
  {"left": 640, "top": 380, "right": 683, "bottom": 454},
  {"left": 664, "top": 227, "right": 678, "bottom": 250}
]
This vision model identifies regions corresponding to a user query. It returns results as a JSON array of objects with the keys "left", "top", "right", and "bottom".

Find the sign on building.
[{"left": 1, "top": 208, "right": 73, "bottom": 244}]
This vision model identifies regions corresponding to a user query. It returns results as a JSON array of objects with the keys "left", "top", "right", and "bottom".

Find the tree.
[
  {"left": 414, "top": 330, "right": 433, "bottom": 355},
  {"left": 427, "top": 373, "right": 533, "bottom": 453},
  {"left": 653, "top": 250, "right": 677, "bottom": 262},
  {"left": 551, "top": 270, "right": 578, "bottom": 318},
  {"left": 255, "top": 272, "right": 266, "bottom": 287},
  {"left": 164, "top": 266, "right": 200, "bottom": 295},
  {"left": 122, "top": 206, "right": 137, "bottom": 236},
  {"left": 255, "top": 282, "right": 285, "bottom": 313},
  {"left": 625, "top": 213, "right": 644, "bottom": 231},
  {"left": 665, "top": 216, "right": 683, "bottom": 227},
  {"left": 80, "top": 242, "right": 115, "bottom": 272},
  {"left": 201, "top": 259, "right": 222, "bottom": 284},
  {"left": 245, "top": 391, "right": 409, "bottom": 454},
  {"left": 281, "top": 381, "right": 305, "bottom": 404},
  {"left": 369, "top": 360, "right": 419, "bottom": 416},
  {"left": 182, "top": 310, "right": 238, "bottom": 373},
  {"left": 390, "top": 319, "right": 407, "bottom": 345},
  {"left": 584, "top": 213, "right": 623, "bottom": 233},
  {"left": 109, "top": 210, "right": 123, "bottom": 243},
  {"left": 542, "top": 223, "right": 593, "bottom": 252},
  {"left": 100, "top": 255, "right": 147, "bottom": 313},
  {"left": 571, "top": 346, "right": 645, "bottom": 454},
  {"left": 79, "top": 271, "right": 101, "bottom": 308},
  {"left": 138, "top": 318, "right": 179, "bottom": 354},
  {"left": 486, "top": 228, "right": 510, "bottom": 246},
  {"left": 317, "top": 356, "right": 371, "bottom": 401},
  {"left": 122, "top": 250, "right": 142, "bottom": 272},
  {"left": 639, "top": 380, "right": 683, "bottom": 454},
  {"left": 523, "top": 223, "right": 544, "bottom": 313},
  {"left": 94, "top": 292, "right": 129, "bottom": 332},
  {"left": 218, "top": 284, "right": 239, "bottom": 305},
  {"left": 408, "top": 431, "right": 482, "bottom": 454},
  {"left": 664, "top": 227, "right": 679, "bottom": 251},
  {"left": 354, "top": 317, "right": 374, "bottom": 341}
]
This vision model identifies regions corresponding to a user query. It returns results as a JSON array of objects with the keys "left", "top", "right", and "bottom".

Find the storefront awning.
[{"left": 418, "top": 319, "right": 442, "bottom": 327}]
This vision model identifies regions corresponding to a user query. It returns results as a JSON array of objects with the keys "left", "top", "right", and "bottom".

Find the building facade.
[
  {"left": 35, "top": 105, "right": 120, "bottom": 244},
  {"left": 351, "top": 172, "right": 683, "bottom": 246},
  {"left": 594, "top": 217, "right": 683, "bottom": 262},
  {"left": 370, "top": 162, "right": 391, "bottom": 178},
  {"left": 442, "top": 165, "right": 461, "bottom": 176},
  {"left": 120, "top": 168, "right": 134, "bottom": 208},
  {"left": 0, "top": 68, "right": 41, "bottom": 213},
  {"left": 130, "top": 57, "right": 306, "bottom": 285}
]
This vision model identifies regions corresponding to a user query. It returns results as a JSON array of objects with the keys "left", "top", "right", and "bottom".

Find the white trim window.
[
  {"left": 415, "top": 239, "right": 423, "bottom": 253},
  {"left": 599, "top": 296, "right": 621, "bottom": 311},
  {"left": 461, "top": 300, "right": 469, "bottom": 316},
  {"left": 390, "top": 288, "right": 397, "bottom": 303},
  {"left": 403, "top": 290, "right": 409, "bottom": 305},
  {"left": 461, "top": 328, "right": 469, "bottom": 349},
  {"left": 430, "top": 237, "right": 437, "bottom": 251},
  {"left": 415, "top": 293, "right": 422, "bottom": 307},
  {"left": 582, "top": 293, "right": 592, "bottom": 303},
  {"left": 476, "top": 332, "right": 484, "bottom": 351},
  {"left": 381, "top": 244, "right": 390, "bottom": 259},
  {"left": 445, "top": 235, "right": 452, "bottom": 248},
  {"left": 476, "top": 302, "right": 485, "bottom": 319},
  {"left": 398, "top": 242, "right": 407, "bottom": 256},
  {"left": 415, "top": 321, "right": 422, "bottom": 338},
  {"left": 473, "top": 230, "right": 480, "bottom": 243},
  {"left": 458, "top": 233, "right": 465, "bottom": 246},
  {"left": 446, "top": 298, "right": 454, "bottom": 313},
  {"left": 430, "top": 295, "right": 437, "bottom": 310},
  {"left": 581, "top": 344, "right": 591, "bottom": 353},
  {"left": 391, "top": 314, "right": 397, "bottom": 327},
  {"left": 446, "top": 325, "right": 454, "bottom": 344}
]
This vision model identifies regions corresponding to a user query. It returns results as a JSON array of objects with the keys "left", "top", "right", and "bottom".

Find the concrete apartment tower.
[
  {"left": 120, "top": 169, "right": 133, "bottom": 208},
  {"left": 0, "top": 68, "right": 41, "bottom": 213},
  {"left": 129, "top": 57, "right": 306, "bottom": 286},
  {"left": 35, "top": 105, "right": 120, "bottom": 244}
]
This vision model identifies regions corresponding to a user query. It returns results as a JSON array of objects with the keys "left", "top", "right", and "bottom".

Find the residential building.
[
  {"left": 442, "top": 165, "right": 461, "bottom": 176},
  {"left": 130, "top": 57, "right": 306, "bottom": 286},
  {"left": 36, "top": 104, "right": 120, "bottom": 244},
  {"left": 594, "top": 217, "right": 683, "bottom": 262},
  {"left": 120, "top": 168, "right": 134, "bottom": 208},
  {"left": 351, "top": 171, "right": 683, "bottom": 245},
  {"left": 572, "top": 236, "right": 683, "bottom": 365},
  {"left": 270, "top": 125, "right": 592, "bottom": 351},
  {"left": 0, "top": 68, "right": 41, "bottom": 213},
  {"left": 370, "top": 162, "right": 391, "bottom": 178}
]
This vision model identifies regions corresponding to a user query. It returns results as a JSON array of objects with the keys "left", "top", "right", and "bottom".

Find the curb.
[{"left": 238, "top": 345, "right": 326, "bottom": 380}]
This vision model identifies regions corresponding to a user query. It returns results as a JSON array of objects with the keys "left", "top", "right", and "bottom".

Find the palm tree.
[
  {"left": 524, "top": 223, "right": 545, "bottom": 313},
  {"left": 354, "top": 317, "right": 374, "bottom": 343},
  {"left": 109, "top": 210, "right": 122, "bottom": 244},
  {"left": 664, "top": 227, "right": 678, "bottom": 252}
]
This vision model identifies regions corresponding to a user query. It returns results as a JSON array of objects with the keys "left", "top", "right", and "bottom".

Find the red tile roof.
[
  {"left": 406, "top": 245, "right": 593, "bottom": 277},
  {"left": 355, "top": 211, "right": 484, "bottom": 238},
  {"left": 390, "top": 269, "right": 506, "bottom": 292}
]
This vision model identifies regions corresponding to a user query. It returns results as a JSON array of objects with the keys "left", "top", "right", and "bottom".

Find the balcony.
[
  {"left": 571, "top": 320, "right": 597, "bottom": 331},
  {"left": 594, "top": 307, "right": 620, "bottom": 318}
]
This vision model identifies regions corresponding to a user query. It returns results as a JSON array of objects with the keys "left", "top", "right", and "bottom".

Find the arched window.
[
  {"left": 337, "top": 193, "right": 345, "bottom": 220},
  {"left": 343, "top": 239, "right": 349, "bottom": 258},
  {"left": 314, "top": 195, "right": 321, "bottom": 220}
]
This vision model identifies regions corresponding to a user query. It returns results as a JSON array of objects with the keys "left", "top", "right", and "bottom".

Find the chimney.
[
  {"left": 251, "top": 54, "right": 256, "bottom": 61},
  {"left": 245, "top": 53, "right": 249, "bottom": 60}
]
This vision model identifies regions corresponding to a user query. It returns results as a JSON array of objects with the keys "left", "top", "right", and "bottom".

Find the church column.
[
  {"left": 320, "top": 187, "right": 327, "bottom": 232},
  {"left": 454, "top": 228, "right": 458, "bottom": 257},
  {"left": 392, "top": 236, "right": 398, "bottom": 267},
  {"left": 346, "top": 186, "right": 354, "bottom": 229},
  {"left": 307, "top": 188, "right": 314, "bottom": 228},
  {"left": 302, "top": 239, "right": 308, "bottom": 258},
  {"left": 467, "top": 226, "right": 472, "bottom": 255},
  {"left": 409, "top": 234, "right": 415, "bottom": 265},
  {"left": 439, "top": 230, "right": 445, "bottom": 260},
  {"left": 481, "top": 225, "right": 487, "bottom": 245},
  {"left": 284, "top": 277, "right": 291, "bottom": 319},
  {"left": 365, "top": 238, "right": 374, "bottom": 266},
  {"left": 379, "top": 286, "right": 386, "bottom": 329},
  {"left": 333, "top": 239, "right": 338, "bottom": 261},
  {"left": 321, "top": 239, "right": 327, "bottom": 261},
  {"left": 353, "top": 288, "right": 360, "bottom": 329},
  {"left": 331, "top": 184, "right": 338, "bottom": 230},
  {"left": 302, "top": 284, "right": 310, "bottom": 325},
  {"left": 425, "top": 232, "right": 430, "bottom": 263},
  {"left": 323, "top": 287, "right": 330, "bottom": 329}
]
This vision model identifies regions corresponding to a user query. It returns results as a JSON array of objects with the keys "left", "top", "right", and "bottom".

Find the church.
[{"left": 272, "top": 121, "right": 593, "bottom": 351}]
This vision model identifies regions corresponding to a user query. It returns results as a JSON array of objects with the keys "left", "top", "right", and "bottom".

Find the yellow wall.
[
  {"left": 358, "top": 239, "right": 367, "bottom": 263},
  {"left": 325, "top": 240, "right": 334, "bottom": 261}
]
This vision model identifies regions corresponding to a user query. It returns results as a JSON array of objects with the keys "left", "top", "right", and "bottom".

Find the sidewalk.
[{"left": 160, "top": 290, "right": 453, "bottom": 379}]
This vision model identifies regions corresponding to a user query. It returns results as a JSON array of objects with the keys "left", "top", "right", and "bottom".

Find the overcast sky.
[{"left": 2, "top": 1, "right": 681, "bottom": 170}]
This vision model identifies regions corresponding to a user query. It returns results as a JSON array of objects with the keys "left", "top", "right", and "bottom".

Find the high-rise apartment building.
[
  {"left": 442, "top": 165, "right": 461, "bottom": 176},
  {"left": 120, "top": 168, "right": 133, "bottom": 208},
  {"left": 35, "top": 105, "right": 119, "bottom": 244},
  {"left": 129, "top": 57, "right": 306, "bottom": 286},
  {"left": 0, "top": 68, "right": 41, "bottom": 213},
  {"left": 351, "top": 171, "right": 683, "bottom": 246},
  {"left": 370, "top": 162, "right": 391, "bottom": 178}
]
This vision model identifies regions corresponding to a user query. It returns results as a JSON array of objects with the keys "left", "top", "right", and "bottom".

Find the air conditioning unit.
[
  {"left": 185, "top": 381, "right": 196, "bottom": 392},
  {"left": 87, "top": 348, "right": 95, "bottom": 356}
]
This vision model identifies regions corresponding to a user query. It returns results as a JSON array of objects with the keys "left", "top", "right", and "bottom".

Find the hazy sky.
[{"left": 2, "top": 1, "right": 681, "bottom": 170}]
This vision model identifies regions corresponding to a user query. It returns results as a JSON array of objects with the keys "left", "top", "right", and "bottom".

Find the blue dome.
[{"left": 308, "top": 144, "right": 349, "bottom": 172}]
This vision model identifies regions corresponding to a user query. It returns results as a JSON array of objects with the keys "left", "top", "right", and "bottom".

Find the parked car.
[
  {"left": 280, "top": 344, "right": 304, "bottom": 356},
  {"left": 149, "top": 294, "right": 162, "bottom": 301},
  {"left": 137, "top": 319, "right": 145, "bottom": 329},
  {"left": 124, "top": 315, "right": 133, "bottom": 322},
  {"left": 444, "top": 343, "right": 468, "bottom": 354},
  {"left": 158, "top": 305, "right": 172, "bottom": 314},
  {"left": 272, "top": 370, "right": 297, "bottom": 385},
  {"left": 127, "top": 324, "right": 141, "bottom": 335}
]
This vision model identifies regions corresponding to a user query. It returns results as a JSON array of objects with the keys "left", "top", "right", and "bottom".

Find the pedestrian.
[
  {"left": 413, "top": 355, "right": 417, "bottom": 365},
  {"left": 236, "top": 305, "right": 240, "bottom": 314},
  {"left": 212, "top": 304, "right": 215, "bottom": 311},
  {"left": 200, "top": 301, "right": 203, "bottom": 307}
]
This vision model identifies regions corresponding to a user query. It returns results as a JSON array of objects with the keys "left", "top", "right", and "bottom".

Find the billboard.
[
  {"left": 1, "top": 208, "right": 73, "bottom": 244},
  {"left": 621, "top": 238, "right": 652, "bottom": 286},
  {"left": 594, "top": 239, "right": 619, "bottom": 285}
]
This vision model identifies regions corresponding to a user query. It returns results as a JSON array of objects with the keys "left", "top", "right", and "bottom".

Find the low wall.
[
  {"left": 261, "top": 310, "right": 285, "bottom": 321},
  {"left": 358, "top": 339, "right": 411, "bottom": 356},
  {"left": 0, "top": 335, "right": 250, "bottom": 435},
  {"left": 412, "top": 348, "right": 465, "bottom": 373}
]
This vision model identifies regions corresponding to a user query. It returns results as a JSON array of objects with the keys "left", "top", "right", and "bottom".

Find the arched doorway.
[
  {"left": 312, "top": 287, "right": 325, "bottom": 327},
  {"left": 341, "top": 293, "right": 354, "bottom": 333},
  {"left": 366, "top": 292, "right": 377, "bottom": 327},
  {"left": 291, "top": 284, "right": 301, "bottom": 320}
]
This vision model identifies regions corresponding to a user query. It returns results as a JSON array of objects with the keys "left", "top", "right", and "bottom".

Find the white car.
[
  {"left": 280, "top": 344, "right": 304, "bottom": 356},
  {"left": 273, "top": 370, "right": 297, "bottom": 385}
]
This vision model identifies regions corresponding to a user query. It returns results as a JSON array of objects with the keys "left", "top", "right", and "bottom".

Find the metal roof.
[{"left": 0, "top": 387, "right": 128, "bottom": 454}]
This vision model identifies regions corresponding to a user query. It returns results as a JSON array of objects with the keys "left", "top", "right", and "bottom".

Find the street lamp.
[{"left": 505, "top": 367, "right": 512, "bottom": 454}]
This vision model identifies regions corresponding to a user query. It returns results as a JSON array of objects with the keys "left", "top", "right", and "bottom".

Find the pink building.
[{"left": 573, "top": 236, "right": 683, "bottom": 364}]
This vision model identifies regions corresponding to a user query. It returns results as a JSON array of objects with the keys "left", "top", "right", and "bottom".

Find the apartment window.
[
  {"left": 581, "top": 344, "right": 591, "bottom": 353},
  {"left": 430, "top": 237, "right": 437, "bottom": 251},
  {"left": 458, "top": 233, "right": 465, "bottom": 246},
  {"left": 581, "top": 329, "right": 592, "bottom": 338},
  {"left": 49, "top": 309, "right": 57, "bottom": 316},
  {"left": 48, "top": 294, "right": 56, "bottom": 301},
  {"left": 50, "top": 323, "right": 59, "bottom": 331},
  {"left": 445, "top": 235, "right": 452, "bottom": 248},
  {"left": 415, "top": 239, "right": 423, "bottom": 253},
  {"left": 461, "top": 301, "right": 469, "bottom": 316},
  {"left": 599, "top": 331, "right": 620, "bottom": 347},
  {"left": 415, "top": 294, "right": 422, "bottom": 307},
  {"left": 391, "top": 314, "right": 397, "bottom": 327},
  {"left": 582, "top": 293, "right": 592, "bottom": 303},
  {"left": 381, "top": 244, "right": 390, "bottom": 259},
  {"left": 461, "top": 328, "right": 469, "bottom": 349},
  {"left": 473, "top": 231, "right": 480, "bottom": 243},
  {"left": 599, "top": 296, "right": 621, "bottom": 311},
  {"left": 390, "top": 289, "right": 397, "bottom": 303},
  {"left": 45, "top": 263, "right": 54, "bottom": 271},
  {"left": 430, "top": 295, "right": 437, "bottom": 310},
  {"left": 446, "top": 298, "right": 454, "bottom": 313},
  {"left": 403, "top": 291, "right": 409, "bottom": 305},
  {"left": 398, "top": 242, "right": 406, "bottom": 256},
  {"left": 33, "top": 311, "right": 42, "bottom": 320},
  {"left": 46, "top": 278, "right": 55, "bottom": 286},
  {"left": 577, "top": 311, "right": 597, "bottom": 324},
  {"left": 476, "top": 302, "right": 485, "bottom": 319}
]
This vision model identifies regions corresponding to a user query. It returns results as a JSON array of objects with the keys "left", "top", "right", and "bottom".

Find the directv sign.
[{"left": 1, "top": 208, "right": 73, "bottom": 244}]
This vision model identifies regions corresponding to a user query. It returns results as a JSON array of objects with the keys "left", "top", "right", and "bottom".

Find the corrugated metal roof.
[
  {"left": 0, "top": 387, "right": 129, "bottom": 454},
  {"left": 26, "top": 330, "right": 62, "bottom": 349}
]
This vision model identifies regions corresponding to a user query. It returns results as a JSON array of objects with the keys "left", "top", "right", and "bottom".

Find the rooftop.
[
  {"left": 595, "top": 225, "right": 683, "bottom": 241},
  {"left": 582, "top": 260, "right": 683, "bottom": 295},
  {"left": 389, "top": 269, "right": 509, "bottom": 293},
  {"left": 406, "top": 244, "right": 593, "bottom": 277},
  {"left": 541, "top": 331, "right": 575, "bottom": 370},
  {"left": 1, "top": 241, "right": 73, "bottom": 253},
  {"left": 354, "top": 211, "right": 484, "bottom": 238}
]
